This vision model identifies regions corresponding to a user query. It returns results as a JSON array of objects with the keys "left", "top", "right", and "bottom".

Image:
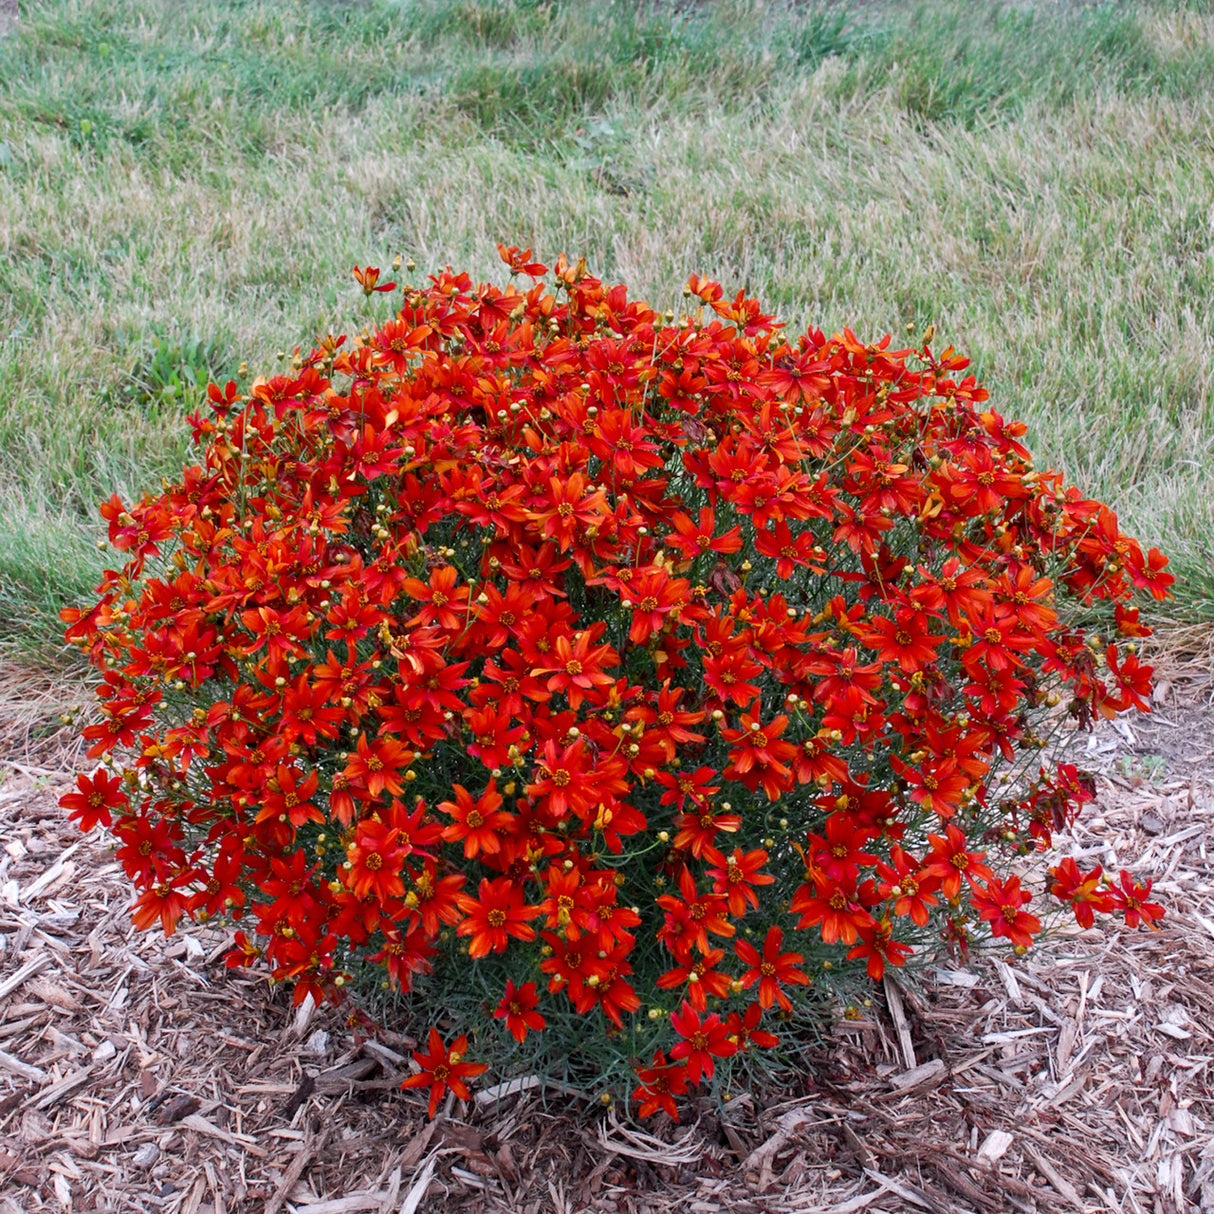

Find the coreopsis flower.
[
  {"left": 344, "top": 819, "right": 406, "bottom": 902},
  {"left": 847, "top": 917, "right": 913, "bottom": 979},
  {"left": 455, "top": 877, "right": 540, "bottom": 958},
  {"left": 705, "top": 848, "right": 774, "bottom": 915},
  {"left": 733, "top": 926, "right": 809, "bottom": 1011},
  {"left": 439, "top": 780, "right": 514, "bottom": 858},
  {"left": 495, "top": 979, "right": 545, "bottom": 1043},
  {"left": 1049, "top": 858, "right": 1115, "bottom": 929},
  {"left": 725, "top": 1001, "right": 780, "bottom": 1051},
  {"left": 1108, "top": 870, "right": 1164, "bottom": 930},
  {"left": 60, "top": 256, "right": 1170, "bottom": 1120},
  {"left": 971, "top": 876, "right": 1041, "bottom": 949},
  {"left": 632, "top": 1050, "right": 689, "bottom": 1120},
  {"left": 61, "top": 768, "right": 127, "bottom": 832},
  {"left": 352, "top": 265, "right": 396, "bottom": 296},
  {"left": 657, "top": 866, "right": 735, "bottom": 956},
  {"left": 657, "top": 947, "right": 731, "bottom": 1012},
  {"left": 668, "top": 1003, "right": 737, "bottom": 1084},
  {"left": 401, "top": 1029, "right": 487, "bottom": 1117},
  {"left": 923, "top": 824, "right": 995, "bottom": 901}
]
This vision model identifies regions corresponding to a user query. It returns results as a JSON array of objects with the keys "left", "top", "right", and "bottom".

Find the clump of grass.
[{"left": 3, "top": 0, "right": 1214, "bottom": 657}]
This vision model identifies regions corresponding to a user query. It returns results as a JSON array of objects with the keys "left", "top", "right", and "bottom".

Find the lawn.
[{"left": 1, "top": 0, "right": 1213, "bottom": 656}]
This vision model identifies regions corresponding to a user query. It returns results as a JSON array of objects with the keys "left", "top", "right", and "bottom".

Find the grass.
[{"left": 2, "top": 0, "right": 1214, "bottom": 653}]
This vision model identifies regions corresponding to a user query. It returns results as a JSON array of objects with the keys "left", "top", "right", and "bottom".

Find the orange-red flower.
[
  {"left": 456, "top": 876, "right": 540, "bottom": 957},
  {"left": 61, "top": 767, "right": 126, "bottom": 832},
  {"left": 847, "top": 918, "right": 913, "bottom": 979},
  {"left": 532, "top": 628, "right": 618, "bottom": 708},
  {"left": 439, "top": 779, "right": 514, "bottom": 858},
  {"left": 705, "top": 848, "right": 774, "bottom": 915},
  {"left": 352, "top": 265, "right": 396, "bottom": 296},
  {"left": 1108, "top": 870, "right": 1164, "bottom": 929},
  {"left": 923, "top": 824, "right": 994, "bottom": 901},
  {"left": 632, "top": 1050, "right": 689, "bottom": 1120},
  {"left": 970, "top": 876, "right": 1040, "bottom": 949},
  {"left": 669, "top": 1002, "right": 737, "bottom": 1084},
  {"left": 495, "top": 979, "right": 545, "bottom": 1043},
  {"left": 734, "top": 926, "right": 809, "bottom": 1011},
  {"left": 1049, "top": 857, "right": 1114, "bottom": 929},
  {"left": 857, "top": 608, "right": 944, "bottom": 674},
  {"left": 342, "top": 733, "right": 415, "bottom": 800},
  {"left": 345, "top": 819, "right": 407, "bottom": 902},
  {"left": 657, "top": 947, "right": 731, "bottom": 1012},
  {"left": 657, "top": 866, "right": 735, "bottom": 957},
  {"left": 401, "top": 1028, "right": 487, "bottom": 1117},
  {"left": 63, "top": 257, "right": 1168, "bottom": 1118}
]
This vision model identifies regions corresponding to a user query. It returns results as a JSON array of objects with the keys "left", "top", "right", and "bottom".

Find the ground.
[{"left": 0, "top": 657, "right": 1211, "bottom": 1214}]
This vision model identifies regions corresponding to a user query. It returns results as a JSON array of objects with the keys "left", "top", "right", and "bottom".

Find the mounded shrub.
[{"left": 63, "top": 248, "right": 1169, "bottom": 1119}]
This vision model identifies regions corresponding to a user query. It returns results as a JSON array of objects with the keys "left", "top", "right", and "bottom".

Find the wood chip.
[
  {"left": 975, "top": 1130, "right": 1013, "bottom": 1162},
  {"left": 0, "top": 1047, "right": 45, "bottom": 1082},
  {"left": 887, "top": 1058, "right": 945, "bottom": 1092}
]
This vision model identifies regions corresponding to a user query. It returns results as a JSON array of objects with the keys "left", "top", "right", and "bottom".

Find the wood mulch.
[{"left": 0, "top": 660, "right": 1211, "bottom": 1214}]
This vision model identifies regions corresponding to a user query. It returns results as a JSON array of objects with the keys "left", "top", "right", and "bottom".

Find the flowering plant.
[{"left": 62, "top": 248, "right": 1170, "bottom": 1118}]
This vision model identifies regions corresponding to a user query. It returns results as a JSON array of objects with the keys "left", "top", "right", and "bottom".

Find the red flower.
[
  {"left": 343, "top": 733, "right": 415, "bottom": 800},
  {"left": 439, "top": 780, "right": 514, "bottom": 858},
  {"left": 526, "top": 472, "right": 609, "bottom": 551},
  {"left": 847, "top": 917, "right": 913, "bottom": 979},
  {"left": 495, "top": 979, "right": 545, "bottom": 1043},
  {"left": 256, "top": 764, "right": 323, "bottom": 829},
  {"left": 971, "top": 876, "right": 1041, "bottom": 949},
  {"left": 131, "top": 877, "right": 191, "bottom": 935},
  {"left": 621, "top": 568, "right": 689, "bottom": 645},
  {"left": 632, "top": 1050, "right": 689, "bottom": 1120},
  {"left": 789, "top": 875, "right": 874, "bottom": 946},
  {"left": 960, "top": 603, "right": 1036, "bottom": 674},
  {"left": 857, "top": 608, "right": 944, "bottom": 674},
  {"left": 190, "top": 845, "right": 247, "bottom": 917},
  {"left": 456, "top": 877, "right": 540, "bottom": 957},
  {"left": 401, "top": 1028, "right": 487, "bottom": 1117},
  {"left": 656, "top": 866, "right": 735, "bottom": 957},
  {"left": 623, "top": 681, "right": 706, "bottom": 761},
  {"left": 923, "top": 824, "right": 994, "bottom": 901},
  {"left": 721, "top": 712, "right": 797, "bottom": 802},
  {"left": 496, "top": 244, "right": 547, "bottom": 278},
  {"left": 1126, "top": 545, "right": 1174, "bottom": 600},
  {"left": 734, "top": 926, "right": 809, "bottom": 1011},
  {"left": 668, "top": 1002, "right": 737, "bottom": 1084},
  {"left": 401, "top": 565, "right": 471, "bottom": 632},
  {"left": 1108, "top": 870, "right": 1164, "bottom": 930},
  {"left": 754, "top": 518, "right": 826, "bottom": 578},
  {"left": 345, "top": 819, "right": 407, "bottom": 902},
  {"left": 725, "top": 1001, "right": 779, "bottom": 1051},
  {"left": 705, "top": 848, "right": 774, "bottom": 915},
  {"left": 1049, "top": 857, "right": 1114, "bottom": 929},
  {"left": 352, "top": 265, "right": 396, "bottom": 295},
  {"left": 61, "top": 768, "right": 127, "bottom": 832},
  {"left": 876, "top": 846, "right": 939, "bottom": 926},
  {"left": 664, "top": 507, "right": 743, "bottom": 561},
  {"left": 533, "top": 628, "right": 618, "bottom": 708},
  {"left": 657, "top": 947, "right": 731, "bottom": 1012},
  {"left": 527, "top": 737, "right": 601, "bottom": 820},
  {"left": 657, "top": 765, "right": 723, "bottom": 814},
  {"left": 1105, "top": 645, "right": 1153, "bottom": 712},
  {"left": 407, "top": 860, "right": 465, "bottom": 937}
]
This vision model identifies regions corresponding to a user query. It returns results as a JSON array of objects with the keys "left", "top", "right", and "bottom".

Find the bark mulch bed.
[{"left": 0, "top": 662, "right": 1211, "bottom": 1214}]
